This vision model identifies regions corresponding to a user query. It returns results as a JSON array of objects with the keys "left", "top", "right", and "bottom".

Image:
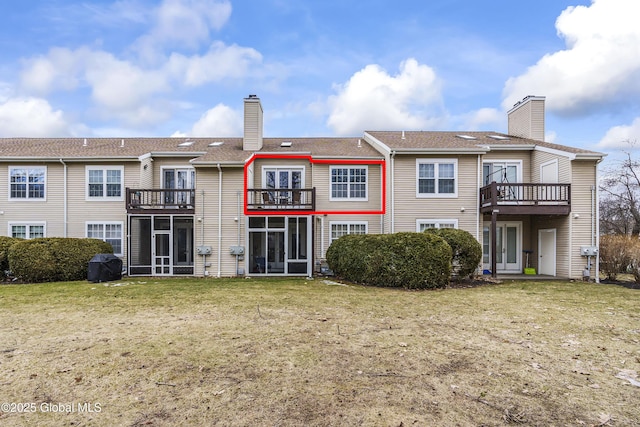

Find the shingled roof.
[
  {"left": 365, "top": 131, "right": 605, "bottom": 159},
  {"left": 0, "top": 131, "right": 604, "bottom": 163},
  {"left": 0, "top": 136, "right": 383, "bottom": 164}
]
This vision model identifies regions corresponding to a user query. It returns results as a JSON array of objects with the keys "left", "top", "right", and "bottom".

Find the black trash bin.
[{"left": 87, "top": 254, "right": 123, "bottom": 283}]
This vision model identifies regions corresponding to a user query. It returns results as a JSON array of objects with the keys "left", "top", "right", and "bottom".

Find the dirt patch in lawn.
[{"left": 0, "top": 278, "right": 639, "bottom": 426}]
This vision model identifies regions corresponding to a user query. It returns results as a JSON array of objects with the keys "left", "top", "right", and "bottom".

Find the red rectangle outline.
[{"left": 243, "top": 153, "right": 386, "bottom": 216}]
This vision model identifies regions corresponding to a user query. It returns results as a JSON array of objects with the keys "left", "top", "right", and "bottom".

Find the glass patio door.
[
  {"left": 264, "top": 168, "right": 303, "bottom": 205},
  {"left": 163, "top": 168, "right": 195, "bottom": 205},
  {"left": 483, "top": 222, "right": 521, "bottom": 272}
]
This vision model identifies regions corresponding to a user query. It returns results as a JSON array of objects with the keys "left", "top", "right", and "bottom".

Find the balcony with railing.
[
  {"left": 480, "top": 182, "right": 571, "bottom": 215},
  {"left": 126, "top": 188, "right": 195, "bottom": 214},
  {"left": 246, "top": 188, "right": 316, "bottom": 211}
]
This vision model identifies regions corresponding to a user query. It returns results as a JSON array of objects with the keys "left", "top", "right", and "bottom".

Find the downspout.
[
  {"left": 476, "top": 154, "right": 481, "bottom": 242},
  {"left": 320, "top": 216, "right": 325, "bottom": 258},
  {"left": 390, "top": 151, "right": 396, "bottom": 233},
  {"left": 477, "top": 154, "right": 481, "bottom": 276},
  {"left": 201, "top": 189, "right": 206, "bottom": 277},
  {"left": 217, "top": 164, "right": 223, "bottom": 278},
  {"left": 236, "top": 190, "right": 241, "bottom": 276},
  {"left": 595, "top": 160, "right": 602, "bottom": 283},
  {"left": 59, "top": 159, "right": 68, "bottom": 237},
  {"left": 381, "top": 161, "right": 384, "bottom": 234}
]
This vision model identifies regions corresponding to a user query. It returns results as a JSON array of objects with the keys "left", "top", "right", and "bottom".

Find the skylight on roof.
[
  {"left": 487, "top": 135, "right": 510, "bottom": 141},
  {"left": 280, "top": 141, "right": 292, "bottom": 147},
  {"left": 209, "top": 141, "right": 224, "bottom": 147},
  {"left": 178, "top": 140, "right": 195, "bottom": 147},
  {"left": 456, "top": 134, "right": 477, "bottom": 140}
]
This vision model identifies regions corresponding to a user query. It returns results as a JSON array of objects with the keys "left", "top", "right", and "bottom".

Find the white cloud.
[
  {"left": 545, "top": 131, "right": 558, "bottom": 144},
  {"left": 598, "top": 117, "right": 640, "bottom": 148},
  {"left": 19, "top": 39, "right": 260, "bottom": 129},
  {"left": 20, "top": 47, "right": 84, "bottom": 95},
  {"left": 0, "top": 97, "right": 71, "bottom": 137},
  {"left": 327, "top": 58, "right": 443, "bottom": 135},
  {"left": 133, "top": 0, "right": 232, "bottom": 61},
  {"left": 21, "top": 47, "right": 171, "bottom": 127},
  {"left": 83, "top": 51, "right": 169, "bottom": 111},
  {"left": 189, "top": 103, "right": 242, "bottom": 136},
  {"left": 461, "top": 108, "right": 503, "bottom": 130},
  {"left": 167, "top": 41, "right": 262, "bottom": 86},
  {"left": 502, "top": 0, "right": 640, "bottom": 114}
]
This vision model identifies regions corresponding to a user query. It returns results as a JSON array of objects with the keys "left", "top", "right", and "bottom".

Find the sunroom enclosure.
[
  {"left": 247, "top": 216, "right": 312, "bottom": 276},
  {"left": 128, "top": 215, "right": 195, "bottom": 275}
]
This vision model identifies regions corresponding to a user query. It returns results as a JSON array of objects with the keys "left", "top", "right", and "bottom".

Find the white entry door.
[
  {"left": 540, "top": 160, "right": 559, "bottom": 202},
  {"left": 538, "top": 229, "right": 557, "bottom": 276}
]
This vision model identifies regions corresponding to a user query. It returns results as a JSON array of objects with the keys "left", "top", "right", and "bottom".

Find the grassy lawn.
[{"left": 0, "top": 278, "right": 638, "bottom": 426}]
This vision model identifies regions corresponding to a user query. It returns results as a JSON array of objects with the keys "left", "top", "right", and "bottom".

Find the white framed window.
[
  {"left": 86, "top": 221, "right": 123, "bottom": 256},
  {"left": 9, "top": 167, "right": 46, "bottom": 200},
  {"left": 416, "top": 159, "right": 457, "bottom": 198},
  {"left": 262, "top": 166, "right": 304, "bottom": 189},
  {"left": 416, "top": 219, "right": 458, "bottom": 232},
  {"left": 330, "top": 221, "right": 368, "bottom": 243},
  {"left": 9, "top": 222, "right": 46, "bottom": 239},
  {"left": 330, "top": 166, "right": 368, "bottom": 201},
  {"left": 483, "top": 161, "right": 522, "bottom": 185},
  {"left": 86, "top": 166, "right": 124, "bottom": 201}
]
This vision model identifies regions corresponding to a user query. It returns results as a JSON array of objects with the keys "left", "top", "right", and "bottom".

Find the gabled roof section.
[
  {"left": 191, "top": 137, "right": 383, "bottom": 165},
  {"left": 364, "top": 131, "right": 605, "bottom": 159}
]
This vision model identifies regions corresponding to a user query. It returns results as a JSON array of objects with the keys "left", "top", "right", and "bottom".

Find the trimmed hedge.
[
  {"left": 8, "top": 238, "right": 114, "bottom": 283},
  {"left": 0, "top": 236, "right": 22, "bottom": 276},
  {"left": 424, "top": 228, "right": 482, "bottom": 281},
  {"left": 327, "top": 232, "right": 452, "bottom": 289}
]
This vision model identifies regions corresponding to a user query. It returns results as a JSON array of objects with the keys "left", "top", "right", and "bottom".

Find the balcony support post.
[{"left": 491, "top": 209, "right": 498, "bottom": 278}]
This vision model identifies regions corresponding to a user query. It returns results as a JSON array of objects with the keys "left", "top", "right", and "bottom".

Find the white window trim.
[
  {"left": 160, "top": 166, "right": 197, "bottom": 188},
  {"left": 261, "top": 165, "right": 306, "bottom": 188},
  {"left": 416, "top": 159, "right": 458, "bottom": 198},
  {"left": 8, "top": 221, "right": 47, "bottom": 238},
  {"left": 416, "top": 219, "right": 459, "bottom": 232},
  {"left": 482, "top": 160, "right": 523, "bottom": 184},
  {"left": 86, "top": 221, "right": 124, "bottom": 256},
  {"left": 85, "top": 166, "right": 124, "bottom": 201},
  {"left": 329, "top": 165, "right": 369, "bottom": 201},
  {"left": 329, "top": 221, "right": 368, "bottom": 243},
  {"left": 8, "top": 166, "right": 47, "bottom": 201}
]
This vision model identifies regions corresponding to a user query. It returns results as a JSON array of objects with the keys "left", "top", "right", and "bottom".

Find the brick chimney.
[
  {"left": 507, "top": 95, "right": 545, "bottom": 141},
  {"left": 243, "top": 95, "right": 263, "bottom": 151}
]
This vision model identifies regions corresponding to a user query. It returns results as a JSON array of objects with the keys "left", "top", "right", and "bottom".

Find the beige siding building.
[{"left": 0, "top": 95, "right": 605, "bottom": 280}]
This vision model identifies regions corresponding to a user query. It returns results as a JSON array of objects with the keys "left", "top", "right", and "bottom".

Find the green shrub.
[
  {"left": 327, "top": 232, "right": 452, "bottom": 289},
  {"left": 0, "top": 236, "right": 22, "bottom": 276},
  {"left": 8, "top": 238, "right": 114, "bottom": 283},
  {"left": 424, "top": 228, "right": 482, "bottom": 281}
]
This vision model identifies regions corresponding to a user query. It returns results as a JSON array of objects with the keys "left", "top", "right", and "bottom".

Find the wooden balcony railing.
[
  {"left": 480, "top": 182, "right": 571, "bottom": 215},
  {"left": 246, "top": 188, "right": 315, "bottom": 211},
  {"left": 126, "top": 188, "right": 195, "bottom": 213}
]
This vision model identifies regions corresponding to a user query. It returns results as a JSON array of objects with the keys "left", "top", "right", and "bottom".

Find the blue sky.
[{"left": 1, "top": 0, "right": 639, "bottom": 162}]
